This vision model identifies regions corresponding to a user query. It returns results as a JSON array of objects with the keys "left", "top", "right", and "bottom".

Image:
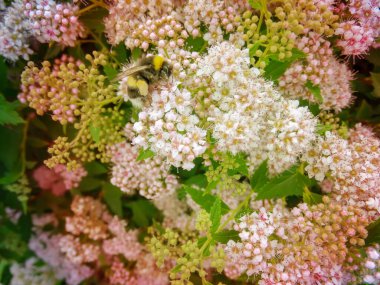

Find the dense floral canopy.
[{"left": 0, "top": 0, "right": 380, "bottom": 284}]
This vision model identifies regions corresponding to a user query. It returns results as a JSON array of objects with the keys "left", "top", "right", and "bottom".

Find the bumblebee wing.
[{"left": 117, "top": 65, "right": 150, "bottom": 80}]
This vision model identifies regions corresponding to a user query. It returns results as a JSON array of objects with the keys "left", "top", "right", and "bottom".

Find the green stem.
[
  {"left": 78, "top": 3, "right": 97, "bottom": 15},
  {"left": 20, "top": 117, "right": 31, "bottom": 174},
  {"left": 199, "top": 191, "right": 254, "bottom": 253}
]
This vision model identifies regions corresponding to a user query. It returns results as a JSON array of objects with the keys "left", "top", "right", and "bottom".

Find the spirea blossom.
[
  {"left": 104, "top": 0, "right": 178, "bottom": 46},
  {"left": 335, "top": 21, "right": 375, "bottom": 56},
  {"left": 102, "top": 216, "right": 142, "bottom": 260},
  {"left": 0, "top": 0, "right": 33, "bottom": 61},
  {"left": 132, "top": 82, "right": 208, "bottom": 170},
  {"left": 109, "top": 142, "right": 179, "bottom": 199},
  {"left": 279, "top": 34, "right": 354, "bottom": 111},
  {"left": 59, "top": 196, "right": 142, "bottom": 267},
  {"left": 108, "top": 259, "right": 137, "bottom": 285},
  {"left": 24, "top": 0, "right": 86, "bottom": 46},
  {"left": 189, "top": 42, "right": 317, "bottom": 174},
  {"left": 302, "top": 124, "right": 380, "bottom": 218},
  {"left": 226, "top": 197, "right": 370, "bottom": 284},
  {"left": 33, "top": 164, "right": 87, "bottom": 196},
  {"left": 356, "top": 244, "right": 380, "bottom": 284},
  {"left": 153, "top": 193, "right": 195, "bottom": 230},
  {"left": 10, "top": 258, "right": 57, "bottom": 285},
  {"left": 334, "top": 0, "right": 380, "bottom": 55},
  {"left": 18, "top": 55, "right": 82, "bottom": 124},
  {"left": 0, "top": 0, "right": 85, "bottom": 60},
  {"left": 29, "top": 214, "right": 93, "bottom": 285}
]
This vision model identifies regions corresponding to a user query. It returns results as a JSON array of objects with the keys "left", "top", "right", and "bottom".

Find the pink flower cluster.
[
  {"left": 335, "top": 0, "right": 380, "bottom": 55},
  {"left": 226, "top": 197, "right": 370, "bottom": 284},
  {"left": 60, "top": 196, "right": 143, "bottom": 264},
  {"left": 33, "top": 163, "right": 87, "bottom": 196},
  {"left": 303, "top": 124, "right": 380, "bottom": 218},
  {"left": 57, "top": 195, "right": 169, "bottom": 284},
  {"left": 24, "top": 0, "right": 86, "bottom": 46},
  {"left": 18, "top": 55, "right": 82, "bottom": 124},
  {"left": 105, "top": 0, "right": 246, "bottom": 77},
  {"left": 0, "top": 0, "right": 85, "bottom": 60},
  {"left": 279, "top": 34, "right": 353, "bottom": 111},
  {"left": 29, "top": 214, "right": 93, "bottom": 285},
  {"left": 109, "top": 141, "right": 179, "bottom": 199}
]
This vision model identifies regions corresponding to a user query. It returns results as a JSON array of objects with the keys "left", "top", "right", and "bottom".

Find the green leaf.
[
  {"left": 77, "top": 177, "right": 102, "bottom": 192},
  {"left": 132, "top": 48, "right": 142, "bottom": 60},
  {"left": 287, "top": 49, "right": 307, "bottom": 61},
  {"left": 233, "top": 154, "right": 249, "bottom": 177},
  {"left": 210, "top": 198, "right": 221, "bottom": 233},
  {"left": 305, "top": 80, "right": 323, "bottom": 103},
  {"left": 0, "top": 57, "right": 8, "bottom": 92},
  {"left": 0, "top": 95, "right": 24, "bottom": 126},
  {"left": 183, "top": 186, "right": 230, "bottom": 214},
  {"left": 184, "top": 174, "right": 208, "bottom": 188},
  {"left": 44, "top": 43, "right": 63, "bottom": 59},
  {"left": 103, "top": 65, "right": 118, "bottom": 81},
  {"left": 197, "top": 236, "right": 207, "bottom": 247},
  {"left": 250, "top": 160, "right": 269, "bottom": 190},
  {"left": 235, "top": 207, "right": 254, "bottom": 221},
  {"left": 303, "top": 191, "right": 323, "bottom": 206},
  {"left": 26, "top": 137, "right": 49, "bottom": 148},
  {"left": 366, "top": 218, "right": 380, "bottom": 245},
  {"left": 264, "top": 60, "right": 292, "bottom": 81},
  {"left": 248, "top": 0, "right": 262, "bottom": 9},
  {"left": 0, "top": 259, "right": 8, "bottom": 281},
  {"left": 85, "top": 161, "right": 108, "bottom": 176},
  {"left": 0, "top": 124, "right": 25, "bottom": 185},
  {"left": 299, "top": 99, "right": 320, "bottom": 116},
  {"left": 103, "top": 183, "right": 123, "bottom": 217},
  {"left": 249, "top": 42, "right": 261, "bottom": 58},
  {"left": 79, "top": 7, "right": 108, "bottom": 34},
  {"left": 212, "top": 230, "right": 240, "bottom": 243},
  {"left": 370, "top": 72, "right": 380, "bottom": 97},
  {"left": 316, "top": 123, "right": 333, "bottom": 136},
  {"left": 185, "top": 36, "right": 207, "bottom": 52},
  {"left": 89, "top": 125, "right": 100, "bottom": 143},
  {"left": 170, "top": 264, "right": 182, "bottom": 274},
  {"left": 205, "top": 179, "right": 218, "bottom": 194},
  {"left": 112, "top": 43, "right": 128, "bottom": 63},
  {"left": 255, "top": 165, "right": 311, "bottom": 200},
  {"left": 125, "top": 199, "right": 161, "bottom": 227},
  {"left": 137, "top": 148, "right": 155, "bottom": 161},
  {"left": 264, "top": 49, "right": 306, "bottom": 81}
]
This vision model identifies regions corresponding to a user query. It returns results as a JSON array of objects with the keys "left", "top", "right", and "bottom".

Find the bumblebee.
[{"left": 118, "top": 55, "right": 172, "bottom": 100}]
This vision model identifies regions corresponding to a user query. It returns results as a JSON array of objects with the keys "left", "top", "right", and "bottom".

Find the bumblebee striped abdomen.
[{"left": 118, "top": 55, "right": 172, "bottom": 104}]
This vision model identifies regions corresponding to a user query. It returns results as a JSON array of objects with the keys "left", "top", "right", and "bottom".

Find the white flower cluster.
[
  {"left": 302, "top": 125, "right": 380, "bottom": 216},
  {"left": 132, "top": 83, "right": 208, "bottom": 170},
  {"left": 359, "top": 244, "right": 380, "bottom": 284},
  {"left": 10, "top": 258, "right": 57, "bottom": 285},
  {"left": 225, "top": 207, "right": 281, "bottom": 277},
  {"left": 109, "top": 141, "right": 179, "bottom": 199},
  {"left": 153, "top": 193, "right": 195, "bottom": 230},
  {"left": 0, "top": 0, "right": 33, "bottom": 61},
  {"left": 190, "top": 42, "right": 317, "bottom": 174}
]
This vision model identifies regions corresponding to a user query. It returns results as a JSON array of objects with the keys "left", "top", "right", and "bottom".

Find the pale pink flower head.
[
  {"left": 33, "top": 165, "right": 66, "bottom": 196},
  {"left": 33, "top": 164, "right": 87, "bottom": 196}
]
